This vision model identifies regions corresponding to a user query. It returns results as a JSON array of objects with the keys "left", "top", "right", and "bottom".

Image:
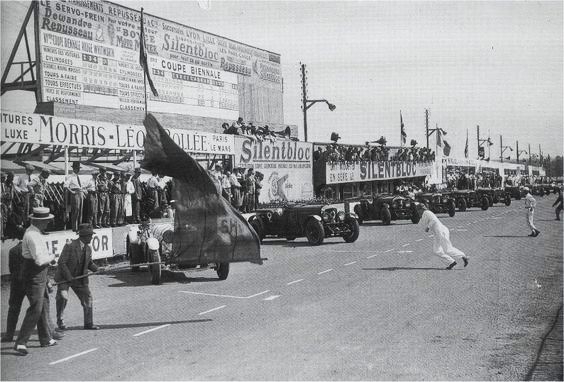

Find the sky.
[{"left": 1, "top": 0, "right": 562, "bottom": 160}]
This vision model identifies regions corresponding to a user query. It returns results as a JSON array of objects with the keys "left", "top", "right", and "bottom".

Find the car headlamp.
[
  {"left": 322, "top": 211, "right": 330, "bottom": 222},
  {"left": 337, "top": 211, "right": 346, "bottom": 221}
]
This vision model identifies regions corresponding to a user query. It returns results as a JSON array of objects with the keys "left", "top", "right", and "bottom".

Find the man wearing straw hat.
[
  {"left": 64, "top": 162, "right": 85, "bottom": 232},
  {"left": 13, "top": 207, "right": 58, "bottom": 355},
  {"left": 55, "top": 223, "right": 102, "bottom": 331},
  {"left": 416, "top": 203, "right": 469, "bottom": 270}
]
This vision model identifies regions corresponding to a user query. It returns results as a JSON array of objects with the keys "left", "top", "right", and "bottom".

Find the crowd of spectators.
[
  {"left": 222, "top": 117, "right": 296, "bottom": 142},
  {"left": 208, "top": 164, "right": 264, "bottom": 213},
  {"left": 313, "top": 143, "right": 435, "bottom": 163}
]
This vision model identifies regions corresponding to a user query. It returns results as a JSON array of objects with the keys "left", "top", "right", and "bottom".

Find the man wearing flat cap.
[
  {"left": 55, "top": 223, "right": 102, "bottom": 331},
  {"left": 28, "top": 169, "right": 50, "bottom": 208},
  {"left": 64, "top": 162, "right": 85, "bottom": 232},
  {"left": 14, "top": 207, "right": 58, "bottom": 355}
]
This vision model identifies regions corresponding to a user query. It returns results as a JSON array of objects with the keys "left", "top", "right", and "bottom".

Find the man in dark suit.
[
  {"left": 55, "top": 224, "right": 103, "bottom": 330},
  {"left": 131, "top": 168, "right": 142, "bottom": 223}
]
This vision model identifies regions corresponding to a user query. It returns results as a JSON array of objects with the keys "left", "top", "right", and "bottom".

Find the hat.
[
  {"left": 72, "top": 162, "right": 81, "bottom": 169},
  {"left": 523, "top": 187, "right": 530, "bottom": 192},
  {"left": 25, "top": 164, "right": 34, "bottom": 172},
  {"left": 41, "top": 169, "right": 51, "bottom": 176},
  {"left": 29, "top": 207, "right": 54, "bottom": 221},
  {"left": 77, "top": 223, "right": 96, "bottom": 236}
]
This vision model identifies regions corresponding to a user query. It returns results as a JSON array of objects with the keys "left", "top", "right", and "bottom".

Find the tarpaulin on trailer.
[{"left": 142, "top": 114, "right": 262, "bottom": 265}]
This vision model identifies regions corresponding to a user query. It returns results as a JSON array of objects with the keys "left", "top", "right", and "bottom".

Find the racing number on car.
[{"left": 219, "top": 218, "right": 239, "bottom": 237}]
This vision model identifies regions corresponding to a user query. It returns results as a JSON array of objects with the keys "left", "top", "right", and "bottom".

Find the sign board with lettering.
[
  {"left": 325, "top": 161, "right": 434, "bottom": 184},
  {"left": 36, "top": 0, "right": 283, "bottom": 123},
  {"left": 1, "top": 111, "right": 235, "bottom": 155},
  {"left": 45, "top": 228, "right": 113, "bottom": 260},
  {"left": 234, "top": 136, "right": 314, "bottom": 203}
]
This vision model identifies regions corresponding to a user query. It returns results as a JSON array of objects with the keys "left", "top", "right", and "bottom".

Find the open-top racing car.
[
  {"left": 414, "top": 192, "right": 456, "bottom": 217},
  {"left": 444, "top": 189, "right": 490, "bottom": 211},
  {"left": 347, "top": 193, "right": 420, "bottom": 225}
]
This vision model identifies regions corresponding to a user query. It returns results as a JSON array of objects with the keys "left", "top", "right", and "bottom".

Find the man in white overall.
[
  {"left": 524, "top": 187, "right": 540, "bottom": 237},
  {"left": 417, "top": 204, "right": 469, "bottom": 270}
]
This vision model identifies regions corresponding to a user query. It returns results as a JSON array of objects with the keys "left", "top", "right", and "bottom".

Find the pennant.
[
  {"left": 400, "top": 111, "right": 407, "bottom": 145},
  {"left": 139, "top": 8, "right": 159, "bottom": 97},
  {"left": 142, "top": 113, "right": 262, "bottom": 265},
  {"left": 443, "top": 140, "right": 451, "bottom": 156},
  {"left": 464, "top": 129, "right": 469, "bottom": 158}
]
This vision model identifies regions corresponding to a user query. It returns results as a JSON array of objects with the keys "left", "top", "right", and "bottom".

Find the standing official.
[
  {"left": 109, "top": 172, "right": 122, "bottom": 227},
  {"left": 245, "top": 168, "right": 256, "bottom": 212},
  {"left": 146, "top": 172, "right": 160, "bottom": 216},
  {"left": 524, "top": 187, "right": 540, "bottom": 237},
  {"left": 230, "top": 168, "right": 242, "bottom": 210},
  {"left": 97, "top": 169, "right": 110, "bottom": 228},
  {"left": 2, "top": 227, "right": 26, "bottom": 342},
  {"left": 553, "top": 187, "right": 563, "bottom": 221},
  {"left": 84, "top": 172, "right": 98, "bottom": 228},
  {"left": 14, "top": 164, "right": 34, "bottom": 223},
  {"left": 124, "top": 173, "right": 134, "bottom": 223},
  {"left": 64, "top": 162, "right": 85, "bottom": 232},
  {"left": 131, "top": 168, "right": 142, "bottom": 223},
  {"left": 14, "top": 208, "right": 58, "bottom": 355},
  {"left": 417, "top": 204, "right": 469, "bottom": 270},
  {"left": 55, "top": 224, "right": 102, "bottom": 331},
  {"left": 28, "top": 169, "right": 50, "bottom": 208}
]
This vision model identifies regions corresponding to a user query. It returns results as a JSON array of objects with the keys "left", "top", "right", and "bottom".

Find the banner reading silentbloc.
[{"left": 325, "top": 160, "right": 434, "bottom": 184}]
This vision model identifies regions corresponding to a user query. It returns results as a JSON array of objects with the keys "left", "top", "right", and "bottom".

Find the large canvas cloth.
[{"left": 143, "top": 114, "right": 261, "bottom": 265}]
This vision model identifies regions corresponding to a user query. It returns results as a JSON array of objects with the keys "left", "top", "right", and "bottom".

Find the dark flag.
[
  {"left": 139, "top": 8, "right": 158, "bottom": 97},
  {"left": 464, "top": 129, "right": 469, "bottom": 158},
  {"left": 436, "top": 128, "right": 442, "bottom": 148},
  {"left": 142, "top": 114, "right": 262, "bottom": 265},
  {"left": 443, "top": 140, "right": 451, "bottom": 156},
  {"left": 400, "top": 111, "right": 407, "bottom": 146}
]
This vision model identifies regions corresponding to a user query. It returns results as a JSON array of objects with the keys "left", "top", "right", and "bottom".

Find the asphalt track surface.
[{"left": 1, "top": 195, "right": 562, "bottom": 380}]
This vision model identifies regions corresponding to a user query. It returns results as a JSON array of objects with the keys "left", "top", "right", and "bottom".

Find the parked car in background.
[
  {"left": 414, "top": 192, "right": 456, "bottom": 217},
  {"left": 347, "top": 193, "right": 420, "bottom": 225},
  {"left": 444, "top": 189, "right": 490, "bottom": 211}
]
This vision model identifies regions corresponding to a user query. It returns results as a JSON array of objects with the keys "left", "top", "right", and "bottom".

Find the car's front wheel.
[
  {"left": 343, "top": 219, "right": 360, "bottom": 243},
  {"left": 458, "top": 198, "right": 467, "bottom": 212},
  {"left": 504, "top": 195, "right": 511, "bottom": 206},
  {"left": 381, "top": 206, "right": 391, "bottom": 225},
  {"left": 217, "top": 262, "right": 230, "bottom": 280},
  {"left": 448, "top": 200, "right": 456, "bottom": 217},
  {"left": 410, "top": 206, "right": 420, "bottom": 224},
  {"left": 305, "top": 219, "right": 325, "bottom": 245},
  {"left": 148, "top": 249, "right": 161, "bottom": 285},
  {"left": 250, "top": 218, "right": 264, "bottom": 243},
  {"left": 481, "top": 197, "right": 490, "bottom": 210}
]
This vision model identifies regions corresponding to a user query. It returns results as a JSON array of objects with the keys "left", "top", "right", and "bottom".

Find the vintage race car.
[
  {"left": 247, "top": 203, "right": 360, "bottom": 245},
  {"left": 444, "top": 190, "right": 489, "bottom": 211},
  {"left": 504, "top": 185, "right": 525, "bottom": 200},
  {"left": 348, "top": 193, "right": 420, "bottom": 225},
  {"left": 475, "top": 187, "right": 511, "bottom": 207},
  {"left": 126, "top": 219, "right": 231, "bottom": 284},
  {"left": 414, "top": 192, "right": 456, "bottom": 217}
]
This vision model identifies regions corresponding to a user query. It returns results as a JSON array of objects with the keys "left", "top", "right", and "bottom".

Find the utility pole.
[
  {"left": 516, "top": 141, "right": 519, "bottom": 162},
  {"left": 301, "top": 63, "right": 308, "bottom": 142},
  {"left": 500, "top": 135, "right": 503, "bottom": 162},
  {"left": 476, "top": 125, "right": 480, "bottom": 155},
  {"left": 425, "top": 109, "right": 430, "bottom": 149},
  {"left": 528, "top": 143, "right": 531, "bottom": 164}
]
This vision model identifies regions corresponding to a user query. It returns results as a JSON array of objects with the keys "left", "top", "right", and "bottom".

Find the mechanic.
[
  {"left": 417, "top": 204, "right": 469, "bottom": 270},
  {"left": 524, "top": 187, "right": 540, "bottom": 237}
]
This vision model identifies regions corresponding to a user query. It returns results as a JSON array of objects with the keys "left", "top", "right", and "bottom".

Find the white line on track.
[
  {"left": 133, "top": 324, "right": 170, "bottom": 337},
  {"left": 263, "top": 295, "right": 280, "bottom": 301},
  {"left": 456, "top": 229, "right": 468, "bottom": 232},
  {"left": 397, "top": 250, "right": 414, "bottom": 253},
  {"left": 344, "top": 261, "right": 357, "bottom": 266},
  {"left": 366, "top": 254, "right": 378, "bottom": 259},
  {"left": 428, "top": 235, "right": 434, "bottom": 238},
  {"left": 402, "top": 243, "right": 410, "bottom": 247},
  {"left": 179, "top": 290, "right": 270, "bottom": 299},
  {"left": 287, "top": 279, "right": 304, "bottom": 285},
  {"left": 415, "top": 239, "right": 423, "bottom": 242},
  {"left": 199, "top": 305, "right": 226, "bottom": 315},
  {"left": 384, "top": 248, "right": 395, "bottom": 253},
  {"left": 49, "top": 348, "right": 98, "bottom": 365},
  {"left": 318, "top": 269, "right": 333, "bottom": 275},
  {"left": 473, "top": 221, "right": 478, "bottom": 224}
]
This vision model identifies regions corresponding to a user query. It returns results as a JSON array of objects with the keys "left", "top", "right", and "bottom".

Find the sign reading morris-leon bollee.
[
  {"left": 37, "top": 0, "right": 282, "bottom": 121},
  {"left": 1, "top": 111, "right": 234, "bottom": 155},
  {"left": 326, "top": 161, "right": 434, "bottom": 184},
  {"left": 234, "top": 137, "right": 314, "bottom": 203}
]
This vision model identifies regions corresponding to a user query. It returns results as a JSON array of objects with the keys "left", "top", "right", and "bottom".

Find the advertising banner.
[
  {"left": 234, "top": 136, "right": 313, "bottom": 203},
  {"left": 37, "top": 0, "right": 282, "bottom": 120},
  {"left": 44, "top": 228, "right": 114, "bottom": 260},
  {"left": 1, "top": 111, "right": 234, "bottom": 155},
  {"left": 325, "top": 160, "right": 434, "bottom": 184}
]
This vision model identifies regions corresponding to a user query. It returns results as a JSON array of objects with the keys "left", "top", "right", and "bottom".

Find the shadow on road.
[
  {"left": 484, "top": 235, "right": 531, "bottom": 238},
  {"left": 106, "top": 269, "right": 222, "bottom": 287},
  {"left": 362, "top": 267, "right": 449, "bottom": 271},
  {"left": 61, "top": 318, "right": 212, "bottom": 331}
]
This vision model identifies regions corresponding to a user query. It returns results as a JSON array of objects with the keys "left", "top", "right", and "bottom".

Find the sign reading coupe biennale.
[
  {"left": 1, "top": 111, "right": 234, "bottom": 155},
  {"left": 37, "top": 0, "right": 282, "bottom": 120},
  {"left": 326, "top": 160, "right": 434, "bottom": 184}
]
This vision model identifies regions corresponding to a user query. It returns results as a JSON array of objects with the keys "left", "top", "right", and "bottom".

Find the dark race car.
[
  {"left": 505, "top": 185, "right": 525, "bottom": 200},
  {"left": 444, "top": 189, "right": 489, "bottom": 211},
  {"left": 247, "top": 203, "right": 360, "bottom": 246},
  {"left": 476, "top": 187, "right": 511, "bottom": 207},
  {"left": 414, "top": 192, "right": 456, "bottom": 217},
  {"left": 348, "top": 193, "right": 420, "bottom": 225}
]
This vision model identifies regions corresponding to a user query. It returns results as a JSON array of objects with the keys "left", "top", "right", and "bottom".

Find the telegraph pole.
[
  {"left": 529, "top": 143, "right": 531, "bottom": 164},
  {"left": 500, "top": 135, "right": 503, "bottom": 162},
  {"left": 301, "top": 63, "right": 308, "bottom": 142},
  {"left": 516, "top": 141, "right": 519, "bottom": 162},
  {"left": 425, "top": 109, "right": 430, "bottom": 149},
  {"left": 476, "top": 125, "right": 480, "bottom": 155}
]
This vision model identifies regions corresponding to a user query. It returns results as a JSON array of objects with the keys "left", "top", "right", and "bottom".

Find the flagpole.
[{"left": 141, "top": 7, "right": 148, "bottom": 117}]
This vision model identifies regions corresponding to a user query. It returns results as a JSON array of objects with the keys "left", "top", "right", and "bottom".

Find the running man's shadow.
[
  {"left": 363, "top": 267, "right": 451, "bottom": 271},
  {"left": 483, "top": 235, "right": 532, "bottom": 238}
]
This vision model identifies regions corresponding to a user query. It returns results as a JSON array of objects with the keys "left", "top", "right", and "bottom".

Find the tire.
[
  {"left": 250, "top": 218, "right": 264, "bottom": 243},
  {"left": 448, "top": 200, "right": 456, "bottom": 217},
  {"left": 458, "top": 198, "right": 467, "bottom": 212},
  {"left": 493, "top": 195, "right": 499, "bottom": 204},
  {"left": 305, "top": 219, "right": 325, "bottom": 245},
  {"left": 217, "top": 262, "right": 230, "bottom": 280},
  {"left": 504, "top": 195, "right": 511, "bottom": 206},
  {"left": 343, "top": 219, "right": 360, "bottom": 243},
  {"left": 410, "top": 206, "right": 421, "bottom": 224},
  {"left": 148, "top": 250, "right": 161, "bottom": 285},
  {"left": 481, "top": 196, "right": 489, "bottom": 210},
  {"left": 353, "top": 205, "right": 363, "bottom": 225},
  {"left": 127, "top": 238, "right": 141, "bottom": 272},
  {"left": 516, "top": 193, "right": 521, "bottom": 201},
  {"left": 488, "top": 196, "right": 494, "bottom": 207},
  {"left": 381, "top": 206, "right": 391, "bottom": 225}
]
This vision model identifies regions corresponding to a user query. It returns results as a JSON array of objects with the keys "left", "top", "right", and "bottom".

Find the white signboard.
[
  {"left": 234, "top": 137, "right": 313, "bottom": 203},
  {"left": 44, "top": 228, "right": 113, "bottom": 260},
  {"left": 0, "top": 111, "right": 235, "bottom": 155},
  {"left": 325, "top": 161, "right": 434, "bottom": 184},
  {"left": 37, "top": 1, "right": 282, "bottom": 120}
]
